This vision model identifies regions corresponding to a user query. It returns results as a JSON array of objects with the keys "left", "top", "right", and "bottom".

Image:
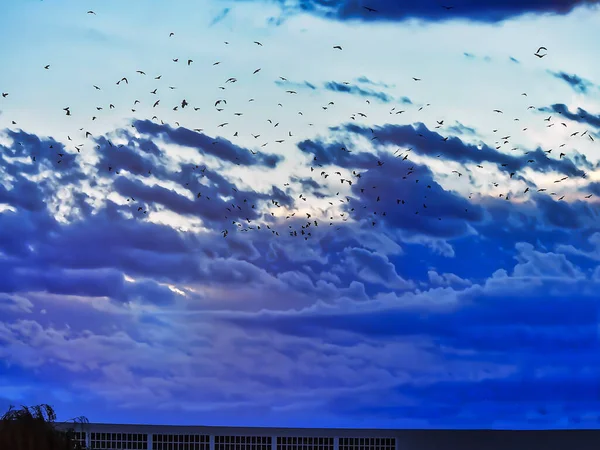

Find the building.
[{"left": 53, "top": 423, "right": 600, "bottom": 450}]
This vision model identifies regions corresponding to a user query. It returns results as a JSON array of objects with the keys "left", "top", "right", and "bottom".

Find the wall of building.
[
  {"left": 54, "top": 423, "right": 600, "bottom": 450},
  {"left": 55, "top": 424, "right": 399, "bottom": 450}
]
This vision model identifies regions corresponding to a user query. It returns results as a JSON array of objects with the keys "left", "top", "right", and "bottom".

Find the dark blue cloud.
[
  {"left": 132, "top": 120, "right": 284, "bottom": 168},
  {"left": 2, "top": 129, "right": 86, "bottom": 184},
  {"left": 540, "top": 103, "right": 600, "bottom": 129},
  {"left": 346, "top": 155, "right": 484, "bottom": 238},
  {"left": 447, "top": 122, "right": 477, "bottom": 136},
  {"left": 355, "top": 76, "right": 392, "bottom": 89},
  {"left": 550, "top": 71, "right": 595, "bottom": 94},
  {"left": 344, "top": 122, "right": 588, "bottom": 178},
  {"left": 586, "top": 182, "right": 600, "bottom": 196},
  {"left": 210, "top": 7, "right": 231, "bottom": 26},
  {"left": 2, "top": 117, "right": 600, "bottom": 429},
  {"left": 324, "top": 81, "right": 393, "bottom": 103},
  {"left": 463, "top": 53, "right": 491, "bottom": 62},
  {"left": 269, "top": 0, "right": 597, "bottom": 23},
  {"left": 296, "top": 136, "right": 484, "bottom": 239},
  {"left": 274, "top": 79, "right": 317, "bottom": 90},
  {"left": 228, "top": 282, "right": 597, "bottom": 346}
]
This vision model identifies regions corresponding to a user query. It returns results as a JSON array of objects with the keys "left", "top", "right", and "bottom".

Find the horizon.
[{"left": 1, "top": 0, "right": 600, "bottom": 429}]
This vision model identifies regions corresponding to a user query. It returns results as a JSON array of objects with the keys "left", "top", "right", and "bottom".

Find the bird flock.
[{"left": 0, "top": 7, "right": 596, "bottom": 242}]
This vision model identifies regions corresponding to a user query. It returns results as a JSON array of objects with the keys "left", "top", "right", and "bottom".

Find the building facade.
[
  {"left": 54, "top": 424, "right": 399, "bottom": 450},
  {"left": 53, "top": 423, "right": 600, "bottom": 450}
]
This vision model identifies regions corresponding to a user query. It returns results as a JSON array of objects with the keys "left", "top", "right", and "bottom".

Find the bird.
[{"left": 534, "top": 46, "right": 547, "bottom": 58}]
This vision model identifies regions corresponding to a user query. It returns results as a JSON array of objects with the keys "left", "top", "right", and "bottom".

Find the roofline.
[{"left": 53, "top": 423, "right": 597, "bottom": 433}]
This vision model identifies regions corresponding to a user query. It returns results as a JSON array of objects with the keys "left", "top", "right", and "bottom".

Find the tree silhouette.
[{"left": 0, "top": 403, "right": 89, "bottom": 450}]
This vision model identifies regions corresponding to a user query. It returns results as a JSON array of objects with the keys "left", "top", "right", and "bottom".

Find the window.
[
  {"left": 276, "top": 436, "right": 333, "bottom": 450},
  {"left": 90, "top": 431, "right": 148, "bottom": 450},
  {"left": 152, "top": 434, "right": 209, "bottom": 450},
  {"left": 338, "top": 437, "right": 395, "bottom": 450},
  {"left": 64, "top": 430, "right": 87, "bottom": 446},
  {"left": 215, "top": 435, "right": 271, "bottom": 450}
]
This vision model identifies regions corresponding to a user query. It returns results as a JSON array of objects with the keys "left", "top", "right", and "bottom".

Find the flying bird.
[{"left": 534, "top": 46, "right": 548, "bottom": 58}]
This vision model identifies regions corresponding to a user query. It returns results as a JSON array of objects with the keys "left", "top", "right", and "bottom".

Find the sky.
[{"left": 0, "top": 0, "right": 600, "bottom": 430}]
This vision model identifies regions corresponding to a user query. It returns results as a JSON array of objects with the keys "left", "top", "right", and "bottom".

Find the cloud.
[
  {"left": 550, "top": 71, "right": 595, "bottom": 94},
  {"left": 344, "top": 247, "right": 414, "bottom": 289},
  {"left": 540, "top": 103, "right": 600, "bottom": 129},
  {"left": 343, "top": 122, "right": 588, "bottom": 178},
  {"left": 258, "top": 0, "right": 598, "bottom": 23},
  {"left": 132, "top": 120, "right": 284, "bottom": 168},
  {"left": 210, "top": 8, "right": 231, "bottom": 26},
  {"left": 463, "top": 53, "right": 492, "bottom": 62},
  {"left": 226, "top": 240, "right": 599, "bottom": 356},
  {"left": 274, "top": 79, "right": 317, "bottom": 90},
  {"left": 323, "top": 81, "right": 394, "bottom": 103},
  {"left": 2, "top": 113, "right": 600, "bottom": 427},
  {"left": 556, "top": 231, "right": 600, "bottom": 261},
  {"left": 447, "top": 122, "right": 477, "bottom": 136},
  {"left": 355, "top": 76, "right": 393, "bottom": 89}
]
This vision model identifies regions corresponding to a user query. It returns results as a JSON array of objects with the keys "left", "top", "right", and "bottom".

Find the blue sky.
[{"left": 0, "top": 0, "right": 600, "bottom": 429}]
